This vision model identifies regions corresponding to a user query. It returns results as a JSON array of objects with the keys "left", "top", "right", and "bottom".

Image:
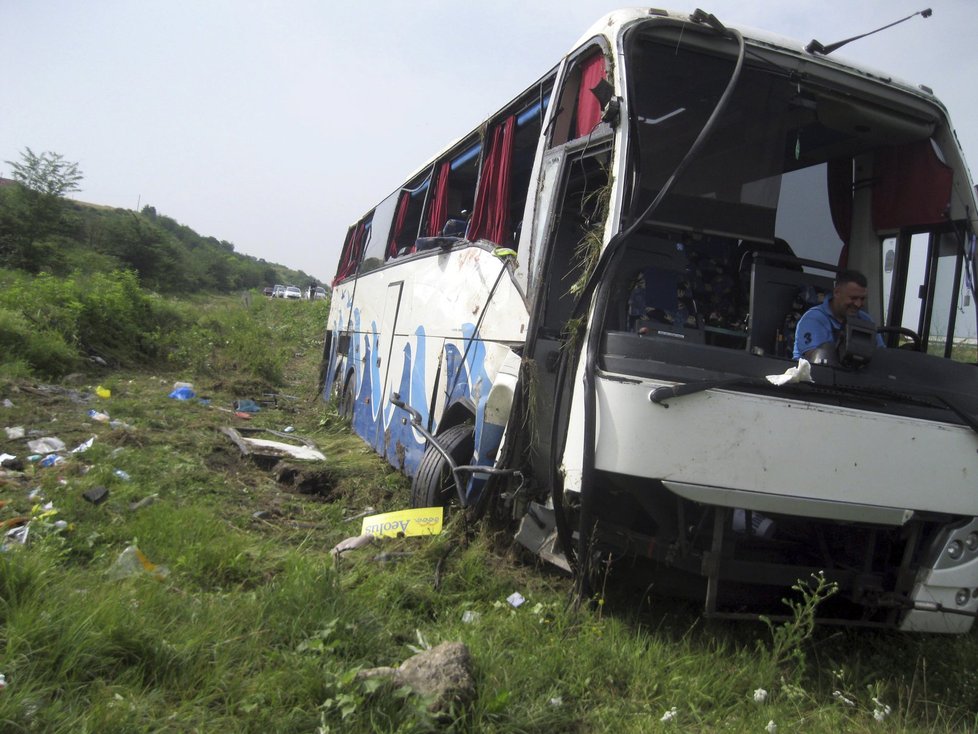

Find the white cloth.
[{"left": 766, "top": 358, "right": 813, "bottom": 386}]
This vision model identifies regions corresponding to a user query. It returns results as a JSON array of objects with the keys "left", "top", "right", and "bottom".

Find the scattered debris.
[
  {"left": 129, "top": 494, "right": 158, "bottom": 511},
  {"left": 95, "top": 386, "right": 111, "bottom": 399},
  {"left": 357, "top": 641, "right": 475, "bottom": 717},
  {"left": 71, "top": 436, "right": 96, "bottom": 454},
  {"left": 38, "top": 454, "right": 63, "bottom": 468},
  {"left": 169, "top": 386, "right": 196, "bottom": 400},
  {"left": 330, "top": 533, "right": 375, "bottom": 557},
  {"left": 27, "top": 437, "right": 65, "bottom": 454},
  {"left": 220, "top": 427, "right": 325, "bottom": 462},
  {"left": 87, "top": 409, "right": 111, "bottom": 422},
  {"left": 461, "top": 610, "right": 481, "bottom": 624},
  {"left": 342, "top": 506, "right": 376, "bottom": 523},
  {"left": 361, "top": 507, "right": 444, "bottom": 538},
  {"left": 82, "top": 486, "right": 110, "bottom": 505},
  {"left": 233, "top": 399, "right": 261, "bottom": 413},
  {"left": 113, "top": 469, "right": 131, "bottom": 482},
  {"left": 506, "top": 592, "right": 526, "bottom": 608},
  {"left": 4, "top": 427, "right": 24, "bottom": 439},
  {"left": 106, "top": 545, "right": 169, "bottom": 580}
]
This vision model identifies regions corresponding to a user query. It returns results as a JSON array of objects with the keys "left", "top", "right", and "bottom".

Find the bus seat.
[
  {"left": 747, "top": 257, "right": 835, "bottom": 356},
  {"left": 631, "top": 265, "right": 698, "bottom": 332},
  {"left": 442, "top": 218, "right": 468, "bottom": 237},
  {"left": 686, "top": 242, "right": 741, "bottom": 330},
  {"left": 415, "top": 235, "right": 464, "bottom": 251}
]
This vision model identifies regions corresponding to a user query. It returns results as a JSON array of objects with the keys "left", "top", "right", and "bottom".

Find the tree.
[
  {"left": 5, "top": 147, "right": 83, "bottom": 197},
  {"left": 0, "top": 148, "right": 84, "bottom": 270}
]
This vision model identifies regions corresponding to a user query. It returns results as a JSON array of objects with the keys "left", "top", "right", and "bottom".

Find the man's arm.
[{"left": 793, "top": 308, "right": 834, "bottom": 359}]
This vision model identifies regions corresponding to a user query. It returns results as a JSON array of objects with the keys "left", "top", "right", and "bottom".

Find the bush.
[
  {"left": 0, "top": 306, "right": 79, "bottom": 378},
  {"left": 0, "top": 269, "right": 180, "bottom": 375}
]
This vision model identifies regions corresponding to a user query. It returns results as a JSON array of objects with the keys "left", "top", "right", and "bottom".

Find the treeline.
[{"left": 0, "top": 180, "right": 318, "bottom": 294}]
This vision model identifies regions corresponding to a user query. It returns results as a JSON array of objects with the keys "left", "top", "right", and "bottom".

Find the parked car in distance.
[
  {"left": 284, "top": 285, "right": 302, "bottom": 299},
  {"left": 263, "top": 286, "right": 274, "bottom": 297},
  {"left": 272, "top": 284, "right": 285, "bottom": 298}
]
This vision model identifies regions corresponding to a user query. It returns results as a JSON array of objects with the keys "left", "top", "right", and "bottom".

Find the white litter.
[{"left": 766, "top": 358, "right": 813, "bottom": 386}]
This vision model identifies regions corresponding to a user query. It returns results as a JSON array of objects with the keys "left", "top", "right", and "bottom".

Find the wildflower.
[
  {"left": 832, "top": 690, "right": 856, "bottom": 707},
  {"left": 753, "top": 688, "right": 768, "bottom": 703},
  {"left": 872, "top": 697, "right": 892, "bottom": 722},
  {"left": 660, "top": 706, "right": 678, "bottom": 722},
  {"left": 765, "top": 720, "right": 777, "bottom": 734}
]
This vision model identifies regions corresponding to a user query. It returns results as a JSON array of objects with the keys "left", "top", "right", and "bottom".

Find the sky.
[{"left": 3, "top": 1, "right": 977, "bottom": 283}]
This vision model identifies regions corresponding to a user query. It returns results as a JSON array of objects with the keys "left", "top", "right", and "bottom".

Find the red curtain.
[
  {"left": 872, "top": 140, "right": 952, "bottom": 230},
  {"left": 386, "top": 191, "right": 411, "bottom": 260},
  {"left": 468, "top": 115, "right": 516, "bottom": 245},
  {"left": 426, "top": 161, "right": 451, "bottom": 236},
  {"left": 333, "top": 221, "right": 366, "bottom": 284},
  {"left": 575, "top": 53, "right": 607, "bottom": 138},
  {"left": 827, "top": 158, "right": 853, "bottom": 246},
  {"left": 827, "top": 158, "right": 853, "bottom": 269}
]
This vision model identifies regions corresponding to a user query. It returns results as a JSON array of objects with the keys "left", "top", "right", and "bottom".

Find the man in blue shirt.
[{"left": 793, "top": 269, "right": 884, "bottom": 360}]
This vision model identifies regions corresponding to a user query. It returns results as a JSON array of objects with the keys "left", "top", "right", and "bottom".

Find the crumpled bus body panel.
[{"left": 324, "top": 243, "right": 527, "bottom": 477}]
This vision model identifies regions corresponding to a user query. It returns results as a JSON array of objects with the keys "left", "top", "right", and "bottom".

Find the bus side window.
[{"left": 549, "top": 49, "right": 608, "bottom": 148}]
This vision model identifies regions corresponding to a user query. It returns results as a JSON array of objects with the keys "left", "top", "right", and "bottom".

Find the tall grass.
[{"left": 0, "top": 279, "right": 976, "bottom": 732}]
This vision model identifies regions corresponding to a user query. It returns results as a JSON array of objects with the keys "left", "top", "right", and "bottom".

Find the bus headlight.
[
  {"left": 966, "top": 532, "right": 978, "bottom": 552},
  {"left": 956, "top": 588, "right": 971, "bottom": 606}
]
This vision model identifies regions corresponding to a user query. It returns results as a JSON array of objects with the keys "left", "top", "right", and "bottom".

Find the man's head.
[{"left": 830, "top": 269, "right": 869, "bottom": 321}]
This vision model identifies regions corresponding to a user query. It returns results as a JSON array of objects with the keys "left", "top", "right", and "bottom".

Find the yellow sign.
[{"left": 361, "top": 507, "right": 444, "bottom": 538}]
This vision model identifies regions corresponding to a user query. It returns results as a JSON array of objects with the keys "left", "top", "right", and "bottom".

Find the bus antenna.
[{"left": 806, "top": 8, "right": 931, "bottom": 55}]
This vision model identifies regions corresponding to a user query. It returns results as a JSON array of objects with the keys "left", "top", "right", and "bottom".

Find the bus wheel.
[
  {"left": 338, "top": 375, "right": 356, "bottom": 419},
  {"left": 411, "top": 424, "right": 474, "bottom": 508}
]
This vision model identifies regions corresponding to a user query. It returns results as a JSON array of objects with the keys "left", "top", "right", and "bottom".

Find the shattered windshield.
[{"left": 618, "top": 28, "right": 977, "bottom": 361}]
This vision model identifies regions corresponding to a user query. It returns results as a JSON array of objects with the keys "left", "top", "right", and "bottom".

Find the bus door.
[
  {"left": 525, "top": 145, "right": 611, "bottom": 476},
  {"left": 370, "top": 281, "right": 404, "bottom": 455}
]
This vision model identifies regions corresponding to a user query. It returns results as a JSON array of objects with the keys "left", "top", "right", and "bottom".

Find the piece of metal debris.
[
  {"left": 330, "top": 533, "right": 375, "bottom": 557},
  {"left": 220, "top": 427, "right": 325, "bottom": 461}
]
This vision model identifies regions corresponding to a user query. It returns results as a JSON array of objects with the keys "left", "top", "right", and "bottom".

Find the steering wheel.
[{"left": 877, "top": 326, "right": 922, "bottom": 351}]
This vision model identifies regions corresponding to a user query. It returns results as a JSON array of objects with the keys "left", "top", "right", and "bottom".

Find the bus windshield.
[{"left": 618, "top": 27, "right": 977, "bottom": 361}]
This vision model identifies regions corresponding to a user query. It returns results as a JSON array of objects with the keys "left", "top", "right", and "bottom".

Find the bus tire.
[
  {"left": 411, "top": 423, "right": 475, "bottom": 509},
  {"left": 338, "top": 374, "right": 356, "bottom": 419}
]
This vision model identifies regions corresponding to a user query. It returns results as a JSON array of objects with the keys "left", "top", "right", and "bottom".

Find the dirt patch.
[{"left": 273, "top": 463, "right": 339, "bottom": 499}]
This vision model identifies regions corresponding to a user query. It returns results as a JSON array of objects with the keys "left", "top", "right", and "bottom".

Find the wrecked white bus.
[{"left": 322, "top": 8, "right": 978, "bottom": 632}]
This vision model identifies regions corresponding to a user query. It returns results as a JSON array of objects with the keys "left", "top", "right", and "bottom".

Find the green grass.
[{"left": 0, "top": 288, "right": 976, "bottom": 732}]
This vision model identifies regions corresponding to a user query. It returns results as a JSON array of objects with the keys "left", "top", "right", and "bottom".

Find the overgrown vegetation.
[
  {"left": 1, "top": 148, "right": 322, "bottom": 290},
  {"left": 1, "top": 278, "right": 976, "bottom": 732}
]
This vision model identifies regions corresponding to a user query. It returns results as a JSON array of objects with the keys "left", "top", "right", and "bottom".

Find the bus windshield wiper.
[
  {"left": 649, "top": 376, "right": 761, "bottom": 405},
  {"left": 833, "top": 383, "right": 978, "bottom": 436}
]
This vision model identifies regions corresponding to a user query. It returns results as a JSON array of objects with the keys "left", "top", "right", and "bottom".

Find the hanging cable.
[{"left": 549, "top": 19, "right": 747, "bottom": 594}]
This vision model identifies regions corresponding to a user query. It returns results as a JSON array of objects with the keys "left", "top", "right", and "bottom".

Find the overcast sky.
[{"left": 3, "top": 1, "right": 976, "bottom": 283}]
